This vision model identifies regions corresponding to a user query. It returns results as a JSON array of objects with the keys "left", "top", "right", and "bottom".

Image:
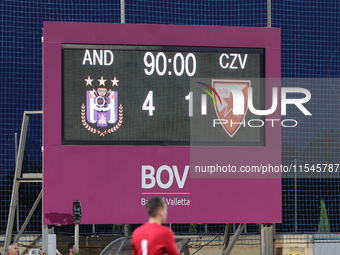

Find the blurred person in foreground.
[
  {"left": 67, "top": 243, "right": 75, "bottom": 255},
  {"left": 8, "top": 244, "right": 19, "bottom": 255},
  {"left": 132, "top": 197, "right": 179, "bottom": 255}
]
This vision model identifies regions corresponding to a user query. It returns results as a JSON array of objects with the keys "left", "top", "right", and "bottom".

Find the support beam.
[
  {"left": 42, "top": 225, "right": 55, "bottom": 255},
  {"left": 179, "top": 239, "right": 191, "bottom": 254},
  {"left": 14, "top": 190, "right": 43, "bottom": 243},
  {"left": 4, "top": 111, "right": 43, "bottom": 255},
  {"left": 18, "top": 173, "right": 43, "bottom": 183},
  {"left": 15, "top": 133, "right": 19, "bottom": 234},
  {"left": 120, "top": 0, "right": 125, "bottom": 23},
  {"left": 221, "top": 224, "right": 232, "bottom": 255},
  {"left": 267, "top": 0, "right": 271, "bottom": 28},
  {"left": 4, "top": 112, "right": 30, "bottom": 254},
  {"left": 42, "top": 225, "right": 49, "bottom": 254},
  {"left": 261, "top": 224, "right": 274, "bottom": 255},
  {"left": 222, "top": 224, "right": 246, "bottom": 255},
  {"left": 124, "top": 224, "right": 130, "bottom": 236},
  {"left": 75, "top": 224, "right": 80, "bottom": 253}
]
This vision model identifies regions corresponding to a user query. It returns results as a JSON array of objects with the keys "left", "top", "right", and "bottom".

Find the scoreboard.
[
  {"left": 63, "top": 45, "right": 264, "bottom": 145},
  {"left": 44, "top": 22, "right": 281, "bottom": 225}
]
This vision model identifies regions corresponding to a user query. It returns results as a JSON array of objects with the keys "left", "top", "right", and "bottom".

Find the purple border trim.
[{"left": 43, "top": 22, "right": 281, "bottom": 225}]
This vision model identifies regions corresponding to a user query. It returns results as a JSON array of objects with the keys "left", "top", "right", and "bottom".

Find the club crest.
[
  {"left": 212, "top": 79, "right": 250, "bottom": 137},
  {"left": 81, "top": 76, "right": 123, "bottom": 136}
]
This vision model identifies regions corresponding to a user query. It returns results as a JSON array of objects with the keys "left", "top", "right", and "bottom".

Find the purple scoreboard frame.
[{"left": 43, "top": 22, "right": 281, "bottom": 225}]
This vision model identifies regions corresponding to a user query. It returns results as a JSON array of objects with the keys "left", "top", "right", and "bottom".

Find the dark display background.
[{"left": 62, "top": 45, "right": 264, "bottom": 145}]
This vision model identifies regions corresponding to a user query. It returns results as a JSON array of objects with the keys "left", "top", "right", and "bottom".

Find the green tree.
[
  {"left": 113, "top": 224, "right": 124, "bottom": 233},
  {"left": 257, "top": 224, "right": 261, "bottom": 233},
  {"left": 189, "top": 223, "right": 197, "bottom": 233},
  {"left": 318, "top": 199, "right": 330, "bottom": 232}
]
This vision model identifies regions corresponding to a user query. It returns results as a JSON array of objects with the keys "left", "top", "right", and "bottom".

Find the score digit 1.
[
  {"left": 142, "top": 91, "right": 155, "bottom": 116},
  {"left": 185, "top": 92, "right": 193, "bottom": 117}
]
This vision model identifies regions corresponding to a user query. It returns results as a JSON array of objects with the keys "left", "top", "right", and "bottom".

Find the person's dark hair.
[
  {"left": 145, "top": 197, "right": 165, "bottom": 217},
  {"left": 68, "top": 243, "right": 74, "bottom": 251}
]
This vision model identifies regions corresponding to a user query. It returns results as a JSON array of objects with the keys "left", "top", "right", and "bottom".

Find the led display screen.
[{"left": 62, "top": 45, "right": 264, "bottom": 145}]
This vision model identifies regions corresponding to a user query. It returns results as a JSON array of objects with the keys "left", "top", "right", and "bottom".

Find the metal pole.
[
  {"left": 261, "top": 224, "right": 274, "bottom": 255},
  {"left": 42, "top": 225, "right": 49, "bottom": 254},
  {"left": 120, "top": 0, "right": 125, "bottom": 23},
  {"left": 75, "top": 224, "right": 79, "bottom": 253},
  {"left": 267, "top": 0, "right": 271, "bottom": 28},
  {"left": 92, "top": 224, "right": 95, "bottom": 234},
  {"left": 295, "top": 159, "right": 297, "bottom": 233},
  {"left": 41, "top": 33, "right": 49, "bottom": 255},
  {"left": 15, "top": 133, "right": 19, "bottom": 233},
  {"left": 124, "top": 224, "right": 130, "bottom": 236}
]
